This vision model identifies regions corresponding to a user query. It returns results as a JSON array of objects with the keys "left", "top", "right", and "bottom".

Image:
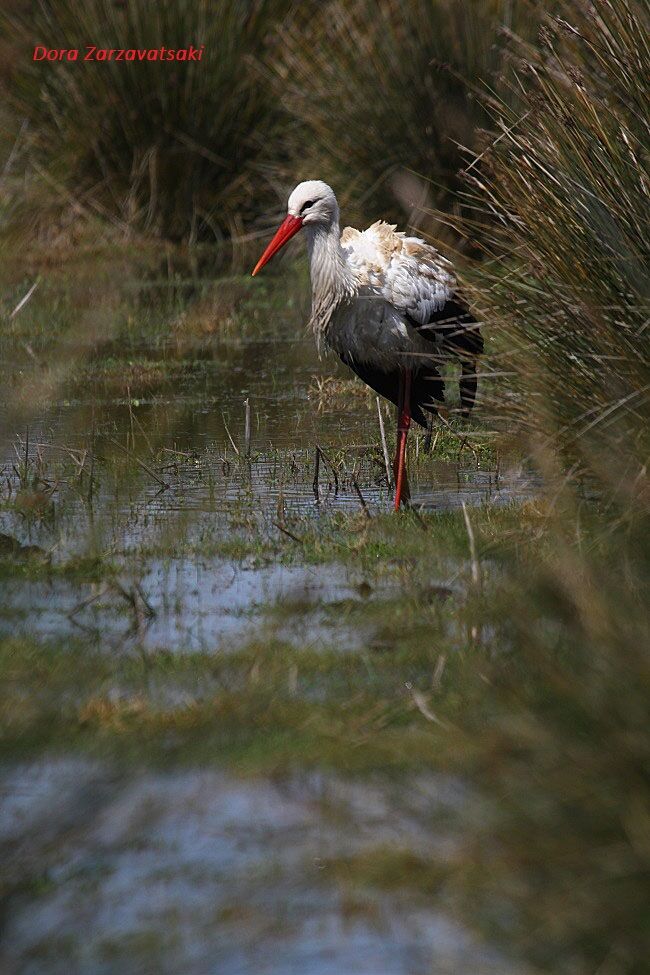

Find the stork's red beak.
[{"left": 251, "top": 214, "right": 303, "bottom": 276}]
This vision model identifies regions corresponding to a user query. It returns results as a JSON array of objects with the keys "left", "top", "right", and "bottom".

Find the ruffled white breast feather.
[{"left": 341, "top": 221, "right": 456, "bottom": 325}]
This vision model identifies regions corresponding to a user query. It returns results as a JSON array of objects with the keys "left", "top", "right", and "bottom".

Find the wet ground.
[{"left": 0, "top": 267, "right": 532, "bottom": 973}]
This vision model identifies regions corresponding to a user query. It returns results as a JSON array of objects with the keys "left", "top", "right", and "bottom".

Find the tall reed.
[
  {"left": 446, "top": 3, "right": 650, "bottom": 970},
  {"left": 463, "top": 0, "right": 649, "bottom": 479}
]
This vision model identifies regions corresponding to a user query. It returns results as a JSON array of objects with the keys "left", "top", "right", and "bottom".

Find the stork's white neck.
[{"left": 304, "top": 221, "right": 355, "bottom": 344}]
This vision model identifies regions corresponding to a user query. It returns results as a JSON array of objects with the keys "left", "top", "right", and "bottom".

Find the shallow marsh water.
[
  {"left": 0, "top": 272, "right": 533, "bottom": 652},
  {"left": 0, "top": 266, "right": 532, "bottom": 973}
]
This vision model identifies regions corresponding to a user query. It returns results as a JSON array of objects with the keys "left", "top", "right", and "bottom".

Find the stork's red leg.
[{"left": 393, "top": 367, "right": 412, "bottom": 511}]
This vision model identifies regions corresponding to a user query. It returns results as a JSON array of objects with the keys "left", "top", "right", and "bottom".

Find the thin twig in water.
[
  {"left": 67, "top": 585, "right": 109, "bottom": 619},
  {"left": 423, "top": 413, "right": 434, "bottom": 453},
  {"left": 133, "top": 580, "right": 156, "bottom": 618},
  {"left": 244, "top": 398, "right": 251, "bottom": 457},
  {"left": 128, "top": 398, "right": 155, "bottom": 457},
  {"left": 23, "top": 427, "right": 29, "bottom": 484},
  {"left": 315, "top": 444, "right": 339, "bottom": 493},
  {"left": 352, "top": 477, "right": 371, "bottom": 519},
  {"left": 112, "top": 581, "right": 155, "bottom": 620},
  {"left": 161, "top": 446, "right": 193, "bottom": 458},
  {"left": 29, "top": 442, "right": 86, "bottom": 460},
  {"left": 107, "top": 437, "right": 169, "bottom": 489},
  {"left": 127, "top": 385, "right": 136, "bottom": 451},
  {"left": 461, "top": 501, "right": 480, "bottom": 587},
  {"left": 222, "top": 414, "right": 240, "bottom": 456},
  {"left": 272, "top": 521, "right": 304, "bottom": 544},
  {"left": 312, "top": 446, "right": 321, "bottom": 501},
  {"left": 88, "top": 413, "right": 95, "bottom": 505},
  {"left": 376, "top": 397, "right": 393, "bottom": 487}
]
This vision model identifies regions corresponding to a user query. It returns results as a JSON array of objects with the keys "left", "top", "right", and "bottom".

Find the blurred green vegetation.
[
  {"left": 1, "top": 0, "right": 294, "bottom": 245},
  {"left": 270, "top": 0, "right": 533, "bottom": 235},
  {"left": 0, "top": 0, "right": 534, "bottom": 250},
  {"left": 447, "top": 2, "right": 650, "bottom": 970}
]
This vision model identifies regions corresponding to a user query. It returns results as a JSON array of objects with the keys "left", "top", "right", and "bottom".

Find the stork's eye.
[{"left": 300, "top": 200, "right": 315, "bottom": 213}]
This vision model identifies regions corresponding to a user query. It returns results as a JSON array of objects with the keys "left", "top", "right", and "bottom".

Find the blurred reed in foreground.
[{"left": 444, "top": 3, "right": 650, "bottom": 971}]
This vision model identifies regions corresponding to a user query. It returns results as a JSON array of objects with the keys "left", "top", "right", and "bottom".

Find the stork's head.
[
  {"left": 287, "top": 180, "right": 338, "bottom": 226},
  {"left": 252, "top": 180, "right": 338, "bottom": 276}
]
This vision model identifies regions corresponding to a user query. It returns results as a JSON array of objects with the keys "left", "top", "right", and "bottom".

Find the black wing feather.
[
  {"left": 408, "top": 295, "right": 484, "bottom": 358},
  {"left": 337, "top": 352, "right": 444, "bottom": 428},
  {"left": 337, "top": 294, "right": 483, "bottom": 423}
]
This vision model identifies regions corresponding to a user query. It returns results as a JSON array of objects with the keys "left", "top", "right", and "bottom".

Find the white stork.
[{"left": 252, "top": 180, "right": 483, "bottom": 510}]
